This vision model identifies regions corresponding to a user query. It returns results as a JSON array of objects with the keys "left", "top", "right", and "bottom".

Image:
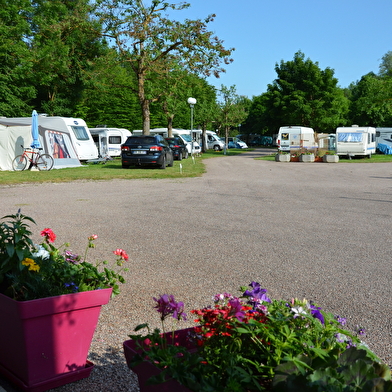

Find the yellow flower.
[{"left": 22, "top": 258, "right": 40, "bottom": 272}]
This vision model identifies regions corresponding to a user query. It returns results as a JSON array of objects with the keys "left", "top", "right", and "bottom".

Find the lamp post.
[{"left": 187, "top": 97, "right": 196, "bottom": 155}]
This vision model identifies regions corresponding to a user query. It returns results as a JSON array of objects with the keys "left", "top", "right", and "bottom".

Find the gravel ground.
[{"left": 0, "top": 149, "right": 391, "bottom": 391}]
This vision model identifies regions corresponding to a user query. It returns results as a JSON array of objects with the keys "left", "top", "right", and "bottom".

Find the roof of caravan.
[
  {"left": 0, "top": 116, "right": 85, "bottom": 128},
  {"left": 336, "top": 126, "right": 376, "bottom": 132}
]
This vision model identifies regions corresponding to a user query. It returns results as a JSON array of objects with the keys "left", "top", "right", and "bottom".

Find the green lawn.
[{"left": 0, "top": 150, "right": 244, "bottom": 186}]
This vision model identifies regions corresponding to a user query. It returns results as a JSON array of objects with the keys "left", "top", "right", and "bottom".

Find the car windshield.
[
  {"left": 127, "top": 137, "right": 156, "bottom": 145},
  {"left": 180, "top": 134, "right": 191, "bottom": 142}
]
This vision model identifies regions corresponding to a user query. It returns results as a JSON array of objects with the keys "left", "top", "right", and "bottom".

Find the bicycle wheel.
[
  {"left": 12, "top": 155, "right": 28, "bottom": 171},
  {"left": 36, "top": 154, "right": 54, "bottom": 171}
]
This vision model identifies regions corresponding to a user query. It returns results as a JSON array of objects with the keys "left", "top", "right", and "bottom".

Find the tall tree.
[
  {"left": 260, "top": 51, "right": 349, "bottom": 133},
  {"left": 0, "top": 0, "right": 35, "bottom": 116},
  {"left": 30, "top": 0, "right": 106, "bottom": 116},
  {"left": 95, "top": 0, "right": 234, "bottom": 134},
  {"left": 379, "top": 51, "right": 392, "bottom": 78}
]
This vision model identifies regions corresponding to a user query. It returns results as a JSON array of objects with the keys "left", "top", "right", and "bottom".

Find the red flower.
[
  {"left": 40, "top": 228, "right": 56, "bottom": 243},
  {"left": 113, "top": 248, "right": 129, "bottom": 261}
]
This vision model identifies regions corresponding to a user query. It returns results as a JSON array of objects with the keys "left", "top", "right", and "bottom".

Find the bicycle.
[{"left": 12, "top": 145, "right": 54, "bottom": 171}]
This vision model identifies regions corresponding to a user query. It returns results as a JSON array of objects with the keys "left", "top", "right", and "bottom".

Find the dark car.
[
  {"left": 121, "top": 135, "right": 174, "bottom": 169},
  {"left": 165, "top": 137, "right": 189, "bottom": 160}
]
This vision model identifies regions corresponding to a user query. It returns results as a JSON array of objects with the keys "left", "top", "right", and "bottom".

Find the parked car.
[
  {"left": 121, "top": 135, "right": 174, "bottom": 169},
  {"left": 228, "top": 137, "right": 248, "bottom": 149},
  {"left": 165, "top": 137, "right": 189, "bottom": 160}
]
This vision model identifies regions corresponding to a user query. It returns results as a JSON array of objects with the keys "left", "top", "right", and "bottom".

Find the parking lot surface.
[{"left": 0, "top": 149, "right": 391, "bottom": 391}]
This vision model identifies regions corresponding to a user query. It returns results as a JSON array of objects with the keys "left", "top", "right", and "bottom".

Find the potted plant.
[
  {"left": 323, "top": 150, "right": 339, "bottom": 163},
  {"left": 0, "top": 211, "right": 128, "bottom": 392},
  {"left": 299, "top": 149, "right": 315, "bottom": 162},
  {"left": 275, "top": 151, "right": 291, "bottom": 162},
  {"left": 123, "top": 282, "right": 390, "bottom": 391},
  {"left": 290, "top": 151, "right": 301, "bottom": 162}
]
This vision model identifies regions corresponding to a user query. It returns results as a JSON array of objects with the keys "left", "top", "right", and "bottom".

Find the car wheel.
[
  {"left": 122, "top": 164, "right": 130, "bottom": 169},
  {"left": 214, "top": 145, "right": 220, "bottom": 151},
  {"left": 178, "top": 152, "right": 183, "bottom": 161},
  {"left": 168, "top": 155, "right": 174, "bottom": 167},
  {"left": 184, "top": 150, "right": 189, "bottom": 159},
  {"left": 159, "top": 156, "right": 166, "bottom": 169}
]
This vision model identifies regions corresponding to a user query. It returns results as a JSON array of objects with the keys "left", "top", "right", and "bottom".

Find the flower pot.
[
  {"left": 314, "top": 156, "right": 323, "bottom": 162},
  {"left": 290, "top": 156, "right": 300, "bottom": 162},
  {"left": 0, "top": 288, "right": 112, "bottom": 392},
  {"left": 275, "top": 154, "right": 290, "bottom": 162},
  {"left": 123, "top": 328, "right": 195, "bottom": 392},
  {"left": 299, "top": 154, "right": 315, "bottom": 162},
  {"left": 323, "top": 154, "right": 339, "bottom": 163}
]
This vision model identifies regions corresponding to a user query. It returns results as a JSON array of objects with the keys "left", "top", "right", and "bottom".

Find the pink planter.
[
  {"left": 0, "top": 288, "right": 112, "bottom": 392},
  {"left": 123, "top": 328, "right": 196, "bottom": 392}
]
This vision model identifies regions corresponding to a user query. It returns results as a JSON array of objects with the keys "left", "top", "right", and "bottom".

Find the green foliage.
[
  {"left": 0, "top": 211, "right": 128, "bottom": 301},
  {"left": 273, "top": 347, "right": 392, "bottom": 392},
  {"left": 257, "top": 51, "right": 349, "bottom": 133}
]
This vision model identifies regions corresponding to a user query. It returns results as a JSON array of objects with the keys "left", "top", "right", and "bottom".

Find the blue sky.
[{"left": 170, "top": 0, "right": 392, "bottom": 98}]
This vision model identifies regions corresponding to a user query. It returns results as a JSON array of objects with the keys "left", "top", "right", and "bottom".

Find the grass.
[
  {"left": 0, "top": 150, "right": 244, "bottom": 186},
  {"left": 257, "top": 152, "right": 392, "bottom": 163}
]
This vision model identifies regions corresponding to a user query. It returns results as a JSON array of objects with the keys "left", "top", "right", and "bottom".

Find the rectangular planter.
[
  {"left": 323, "top": 154, "right": 339, "bottom": 163},
  {"left": 299, "top": 154, "right": 315, "bottom": 162},
  {"left": 0, "top": 288, "right": 112, "bottom": 392},
  {"left": 123, "top": 328, "right": 196, "bottom": 392},
  {"left": 275, "top": 154, "right": 290, "bottom": 162}
]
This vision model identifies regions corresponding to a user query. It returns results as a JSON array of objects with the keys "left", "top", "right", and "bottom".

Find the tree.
[
  {"left": 349, "top": 73, "right": 392, "bottom": 126},
  {"left": 379, "top": 51, "right": 392, "bottom": 78},
  {"left": 260, "top": 51, "right": 349, "bottom": 133},
  {"left": 0, "top": 0, "right": 35, "bottom": 116},
  {"left": 95, "top": 0, "right": 233, "bottom": 134},
  {"left": 217, "top": 85, "right": 249, "bottom": 146}
]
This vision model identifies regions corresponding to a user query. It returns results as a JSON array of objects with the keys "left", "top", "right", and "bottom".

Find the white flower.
[
  {"left": 32, "top": 245, "right": 50, "bottom": 260},
  {"left": 291, "top": 306, "right": 307, "bottom": 318}
]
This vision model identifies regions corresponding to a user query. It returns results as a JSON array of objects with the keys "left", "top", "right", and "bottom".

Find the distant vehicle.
[
  {"left": 89, "top": 127, "right": 132, "bottom": 158},
  {"left": 376, "top": 128, "right": 392, "bottom": 155},
  {"left": 336, "top": 125, "right": 376, "bottom": 157},
  {"left": 228, "top": 137, "right": 248, "bottom": 149},
  {"left": 203, "top": 131, "right": 225, "bottom": 151},
  {"left": 277, "top": 126, "right": 316, "bottom": 152},
  {"left": 121, "top": 135, "right": 174, "bottom": 169},
  {"left": 165, "top": 137, "right": 189, "bottom": 160}
]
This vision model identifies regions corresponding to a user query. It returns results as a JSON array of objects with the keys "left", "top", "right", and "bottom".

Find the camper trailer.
[
  {"left": 335, "top": 126, "right": 376, "bottom": 157},
  {"left": 0, "top": 116, "right": 96, "bottom": 170},
  {"left": 277, "top": 126, "right": 317, "bottom": 152},
  {"left": 376, "top": 128, "right": 392, "bottom": 154},
  {"left": 203, "top": 131, "right": 225, "bottom": 151},
  {"left": 89, "top": 127, "right": 132, "bottom": 157}
]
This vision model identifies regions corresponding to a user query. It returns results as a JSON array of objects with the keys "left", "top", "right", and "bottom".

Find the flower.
[
  {"left": 0, "top": 211, "right": 128, "bottom": 301},
  {"left": 128, "top": 282, "right": 385, "bottom": 391}
]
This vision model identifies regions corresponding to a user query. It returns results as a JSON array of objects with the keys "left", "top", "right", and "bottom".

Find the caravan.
[
  {"left": 89, "top": 127, "right": 132, "bottom": 157},
  {"left": 335, "top": 126, "right": 376, "bottom": 157},
  {"left": 0, "top": 116, "right": 98, "bottom": 170},
  {"left": 203, "top": 131, "right": 225, "bottom": 151},
  {"left": 277, "top": 126, "right": 317, "bottom": 152}
]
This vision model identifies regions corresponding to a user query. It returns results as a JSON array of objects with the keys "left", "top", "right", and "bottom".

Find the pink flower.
[
  {"left": 88, "top": 234, "right": 98, "bottom": 241},
  {"left": 40, "top": 228, "right": 56, "bottom": 243},
  {"left": 113, "top": 248, "right": 129, "bottom": 261}
]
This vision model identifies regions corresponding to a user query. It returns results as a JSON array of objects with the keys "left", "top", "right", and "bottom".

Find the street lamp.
[{"left": 187, "top": 97, "right": 196, "bottom": 155}]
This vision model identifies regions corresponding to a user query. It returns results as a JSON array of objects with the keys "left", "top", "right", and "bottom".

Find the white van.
[
  {"left": 89, "top": 127, "right": 132, "bottom": 157},
  {"left": 277, "top": 126, "right": 317, "bottom": 152},
  {"left": 336, "top": 125, "right": 376, "bottom": 157},
  {"left": 204, "top": 131, "right": 225, "bottom": 151}
]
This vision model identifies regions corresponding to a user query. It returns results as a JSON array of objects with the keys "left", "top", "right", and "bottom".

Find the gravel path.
[{"left": 0, "top": 149, "right": 391, "bottom": 391}]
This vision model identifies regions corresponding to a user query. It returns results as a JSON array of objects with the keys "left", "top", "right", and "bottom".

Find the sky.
[{"left": 168, "top": 0, "right": 392, "bottom": 98}]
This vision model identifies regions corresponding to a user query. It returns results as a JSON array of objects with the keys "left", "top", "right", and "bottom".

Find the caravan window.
[
  {"left": 71, "top": 126, "right": 90, "bottom": 141},
  {"left": 109, "top": 136, "right": 122, "bottom": 144},
  {"left": 338, "top": 133, "right": 362, "bottom": 142}
]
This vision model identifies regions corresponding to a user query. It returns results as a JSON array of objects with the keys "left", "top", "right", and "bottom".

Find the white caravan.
[
  {"left": 89, "top": 127, "right": 132, "bottom": 157},
  {"left": 335, "top": 125, "right": 376, "bottom": 157},
  {"left": 277, "top": 126, "right": 317, "bottom": 152},
  {"left": 0, "top": 116, "right": 99, "bottom": 169}
]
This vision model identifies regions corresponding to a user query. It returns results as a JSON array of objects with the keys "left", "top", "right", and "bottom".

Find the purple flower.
[
  {"left": 309, "top": 303, "right": 324, "bottom": 325},
  {"left": 64, "top": 250, "right": 80, "bottom": 264},
  {"left": 243, "top": 282, "right": 271, "bottom": 303},
  {"left": 228, "top": 298, "right": 246, "bottom": 321},
  {"left": 335, "top": 315, "right": 347, "bottom": 326},
  {"left": 153, "top": 294, "right": 187, "bottom": 321},
  {"left": 356, "top": 325, "right": 366, "bottom": 337}
]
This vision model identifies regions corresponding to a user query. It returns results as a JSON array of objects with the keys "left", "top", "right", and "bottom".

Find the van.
[
  {"left": 204, "top": 131, "right": 225, "bottom": 151},
  {"left": 277, "top": 126, "right": 316, "bottom": 152},
  {"left": 336, "top": 125, "right": 376, "bottom": 157},
  {"left": 89, "top": 127, "right": 132, "bottom": 157}
]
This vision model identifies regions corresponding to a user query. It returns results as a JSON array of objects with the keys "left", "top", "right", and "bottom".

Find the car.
[
  {"left": 165, "top": 137, "right": 189, "bottom": 160},
  {"left": 121, "top": 135, "right": 174, "bottom": 169},
  {"left": 227, "top": 137, "right": 248, "bottom": 149}
]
